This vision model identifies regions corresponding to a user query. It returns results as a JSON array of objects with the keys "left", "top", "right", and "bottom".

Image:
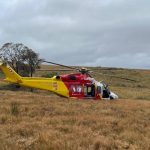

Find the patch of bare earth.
[{"left": 0, "top": 90, "right": 150, "bottom": 150}]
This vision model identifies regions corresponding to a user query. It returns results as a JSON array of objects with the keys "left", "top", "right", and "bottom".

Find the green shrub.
[
  {"left": 42, "top": 72, "right": 58, "bottom": 78},
  {"left": 10, "top": 102, "right": 19, "bottom": 116}
]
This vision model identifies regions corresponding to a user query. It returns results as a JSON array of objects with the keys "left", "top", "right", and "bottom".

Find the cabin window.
[
  {"left": 69, "top": 75, "right": 76, "bottom": 80},
  {"left": 84, "top": 85, "right": 95, "bottom": 97},
  {"left": 88, "top": 87, "right": 92, "bottom": 93}
]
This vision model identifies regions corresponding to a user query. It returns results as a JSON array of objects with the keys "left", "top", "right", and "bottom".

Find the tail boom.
[{"left": 0, "top": 59, "right": 69, "bottom": 97}]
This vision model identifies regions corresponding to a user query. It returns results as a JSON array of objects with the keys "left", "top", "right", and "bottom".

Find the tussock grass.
[{"left": 10, "top": 102, "right": 19, "bottom": 116}]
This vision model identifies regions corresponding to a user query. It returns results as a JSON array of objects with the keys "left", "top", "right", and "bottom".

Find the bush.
[
  {"left": 10, "top": 102, "right": 19, "bottom": 116},
  {"left": 42, "top": 72, "right": 58, "bottom": 78}
]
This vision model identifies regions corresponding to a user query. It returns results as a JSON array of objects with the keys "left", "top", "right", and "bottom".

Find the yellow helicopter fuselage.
[{"left": 0, "top": 61, "right": 69, "bottom": 97}]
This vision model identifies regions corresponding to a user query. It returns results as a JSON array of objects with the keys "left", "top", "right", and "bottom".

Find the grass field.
[{"left": 0, "top": 67, "right": 150, "bottom": 149}]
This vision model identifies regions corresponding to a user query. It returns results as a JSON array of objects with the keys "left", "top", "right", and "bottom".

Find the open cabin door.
[{"left": 83, "top": 84, "right": 95, "bottom": 98}]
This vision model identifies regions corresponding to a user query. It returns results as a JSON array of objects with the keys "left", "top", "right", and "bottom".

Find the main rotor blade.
[
  {"left": 96, "top": 72, "right": 137, "bottom": 82},
  {"left": 36, "top": 69, "right": 74, "bottom": 71},
  {"left": 42, "top": 60, "right": 77, "bottom": 70}
]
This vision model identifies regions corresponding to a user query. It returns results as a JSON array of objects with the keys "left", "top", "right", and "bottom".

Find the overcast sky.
[{"left": 0, "top": 0, "right": 150, "bottom": 69}]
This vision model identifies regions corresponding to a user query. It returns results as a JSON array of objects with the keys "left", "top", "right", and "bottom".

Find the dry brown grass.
[
  {"left": 0, "top": 67, "right": 150, "bottom": 149},
  {"left": 0, "top": 90, "right": 150, "bottom": 150}
]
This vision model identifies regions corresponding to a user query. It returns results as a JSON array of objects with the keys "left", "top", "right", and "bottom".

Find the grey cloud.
[{"left": 0, "top": 0, "right": 150, "bottom": 69}]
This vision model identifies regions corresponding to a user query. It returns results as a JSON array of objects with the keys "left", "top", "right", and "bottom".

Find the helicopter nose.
[{"left": 110, "top": 92, "right": 119, "bottom": 99}]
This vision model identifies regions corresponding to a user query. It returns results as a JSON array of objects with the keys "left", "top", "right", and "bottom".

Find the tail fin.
[{"left": 0, "top": 59, "right": 22, "bottom": 83}]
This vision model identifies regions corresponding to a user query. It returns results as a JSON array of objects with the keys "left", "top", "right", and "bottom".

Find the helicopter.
[{"left": 0, "top": 59, "right": 135, "bottom": 100}]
